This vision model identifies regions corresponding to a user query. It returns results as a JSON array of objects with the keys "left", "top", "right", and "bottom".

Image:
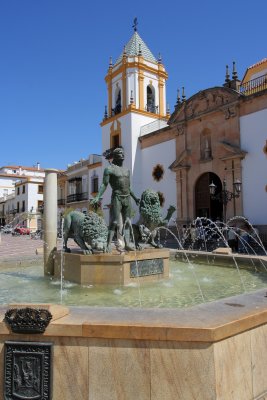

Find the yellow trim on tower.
[
  {"left": 122, "top": 70, "right": 127, "bottom": 111},
  {"left": 101, "top": 107, "right": 168, "bottom": 127},
  {"left": 138, "top": 70, "right": 144, "bottom": 110},
  {"left": 105, "top": 60, "right": 168, "bottom": 83},
  {"left": 158, "top": 77, "right": 164, "bottom": 116}
]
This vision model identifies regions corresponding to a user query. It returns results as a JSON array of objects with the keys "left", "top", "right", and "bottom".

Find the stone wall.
[{"left": 1, "top": 289, "right": 267, "bottom": 399}]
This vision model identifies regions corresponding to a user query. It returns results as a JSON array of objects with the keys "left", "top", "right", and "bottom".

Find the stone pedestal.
[{"left": 54, "top": 248, "right": 170, "bottom": 285}]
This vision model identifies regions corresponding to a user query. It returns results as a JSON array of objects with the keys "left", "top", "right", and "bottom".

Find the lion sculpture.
[
  {"left": 63, "top": 210, "right": 108, "bottom": 254},
  {"left": 133, "top": 189, "right": 176, "bottom": 249}
]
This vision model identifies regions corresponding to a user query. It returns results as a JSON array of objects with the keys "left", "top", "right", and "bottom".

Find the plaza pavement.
[
  {"left": 0, "top": 233, "right": 79, "bottom": 262},
  {"left": 0, "top": 233, "right": 44, "bottom": 262}
]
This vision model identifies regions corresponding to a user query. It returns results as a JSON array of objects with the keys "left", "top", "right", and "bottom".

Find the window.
[
  {"left": 38, "top": 200, "right": 44, "bottom": 212},
  {"left": 38, "top": 185, "right": 44, "bottom": 194},
  {"left": 22, "top": 185, "right": 25, "bottom": 194},
  {"left": 112, "top": 134, "right": 120, "bottom": 148},
  {"left": 17, "top": 202, "right": 19, "bottom": 213},
  {"left": 92, "top": 177, "right": 99, "bottom": 193},
  {"left": 22, "top": 200, "right": 25, "bottom": 212},
  {"left": 17, "top": 187, "right": 20, "bottom": 195}
]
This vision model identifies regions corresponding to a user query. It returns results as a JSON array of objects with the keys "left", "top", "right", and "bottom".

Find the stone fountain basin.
[
  {"left": 1, "top": 288, "right": 267, "bottom": 399},
  {"left": 1, "top": 250, "right": 267, "bottom": 399}
]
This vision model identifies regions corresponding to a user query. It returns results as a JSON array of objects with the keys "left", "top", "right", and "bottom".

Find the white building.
[
  {"left": 57, "top": 155, "right": 102, "bottom": 217},
  {"left": 0, "top": 164, "right": 45, "bottom": 228},
  {"left": 239, "top": 59, "right": 267, "bottom": 226}
]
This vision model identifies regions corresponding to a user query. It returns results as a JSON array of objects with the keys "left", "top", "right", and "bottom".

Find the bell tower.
[{"left": 100, "top": 20, "right": 169, "bottom": 199}]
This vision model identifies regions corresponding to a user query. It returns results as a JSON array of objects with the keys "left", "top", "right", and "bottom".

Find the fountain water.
[{"left": 1, "top": 169, "right": 267, "bottom": 399}]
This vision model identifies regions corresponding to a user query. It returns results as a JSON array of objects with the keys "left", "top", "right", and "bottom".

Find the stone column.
[{"left": 43, "top": 169, "right": 58, "bottom": 276}]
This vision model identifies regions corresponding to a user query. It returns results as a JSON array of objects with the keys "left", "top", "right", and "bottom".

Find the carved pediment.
[
  {"left": 169, "top": 149, "right": 191, "bottom": 170},
  {"left": 219, "top": 140, "right": 247, "bottom": 160},
  {"left": 169, "top": 87, "right": 240, "bottom": 125}
]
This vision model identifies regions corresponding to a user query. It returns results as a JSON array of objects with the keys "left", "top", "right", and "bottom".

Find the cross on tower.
[{"left": 132, "top": 17, "right": 138, "bottom": 32}]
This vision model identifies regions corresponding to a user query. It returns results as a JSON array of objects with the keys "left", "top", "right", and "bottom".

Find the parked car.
[
  {"left": 13, "top": 226, "right": 31, "bottom": 235},
  {"left": 2, "top": 225, "right": 13, "bottom": 234}
]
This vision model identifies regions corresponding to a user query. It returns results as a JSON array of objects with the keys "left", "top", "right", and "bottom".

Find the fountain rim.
[{"left": 1, "top": 288, "right": 267, "bottom": 343}]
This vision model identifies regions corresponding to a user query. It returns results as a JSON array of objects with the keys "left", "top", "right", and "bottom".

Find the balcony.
[
  {"left": 140, "top": 119, "right": 168, "bottom": 137},
  {"left": 58, "top": 199, "right": 66, "bottom": 206},
  {"left": 239, "top": 73, "right": 267, "bottom": 95},
  {"left": 145, "top": 104, "right": 159, "bottom": 114},
  {"left": 67, "top": 192, "right": 88, "bottom": 203},
  {"left": 8, "top": 209, "right": 17, "bottom": 215}
]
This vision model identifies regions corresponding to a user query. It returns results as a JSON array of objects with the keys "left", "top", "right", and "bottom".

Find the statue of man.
[{"left": 90, "top": 147, "right": 140, "bottom": 252}]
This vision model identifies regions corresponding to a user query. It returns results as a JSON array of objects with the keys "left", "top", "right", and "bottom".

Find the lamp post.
[{"left": 209, "top": 179, "right": 242, "bottom": 222}]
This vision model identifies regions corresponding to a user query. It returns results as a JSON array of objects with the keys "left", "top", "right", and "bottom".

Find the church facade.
[
  {"left": 54, "top": 29, "right": 266, "bottom": 236},
  {"left": 100, "top": 30, "right": 267, "bottom": 232}
]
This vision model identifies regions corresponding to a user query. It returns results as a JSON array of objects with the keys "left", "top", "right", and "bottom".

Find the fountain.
[
  {"left": 1, "top": 165, "right": 267, "bottom": 399},
  {"left": 53, "top": 148, "right": 174, "bottom": 285}
]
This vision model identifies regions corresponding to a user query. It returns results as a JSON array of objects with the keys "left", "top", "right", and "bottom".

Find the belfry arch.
[
  {"left": 146, "top": 85, "right": 156, "bottom": 113},
  {"left": 195, "top": 172, "right": 223, "bottom": 221}
]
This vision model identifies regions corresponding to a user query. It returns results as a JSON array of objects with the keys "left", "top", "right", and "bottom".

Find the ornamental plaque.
[
  {"left": 4, "top": 341, "right": 53, "bottom": 400},
  {"left": 130, "top": 258, "right": 164, "bottom": 277}
]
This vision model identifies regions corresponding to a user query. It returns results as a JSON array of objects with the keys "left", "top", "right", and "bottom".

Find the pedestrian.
[{"left": 227, "top": 227, "right": 238, "bottom": 252}]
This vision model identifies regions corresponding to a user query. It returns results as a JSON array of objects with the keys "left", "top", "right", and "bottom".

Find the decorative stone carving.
[
  {"left": 223, "top": 105, "right": 237, "bottom": 119},
  {"left": 176, "top": 124, "right": 185, "bottom": 136},
  {"left": 169, "top": 87, "right": 239, "bottom": 125}
]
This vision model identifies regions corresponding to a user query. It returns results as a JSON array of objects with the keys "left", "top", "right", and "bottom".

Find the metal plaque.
[
  {"left": 130, "top": 258, "right": 164, "bottom": 277},
  {"left": 4, "top": 341, "right": 53, "bottom": 400}
]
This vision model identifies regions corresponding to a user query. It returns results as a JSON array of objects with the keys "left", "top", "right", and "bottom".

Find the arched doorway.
[{"left": 195, "top": 172, "right": 223, "bottom": 221}]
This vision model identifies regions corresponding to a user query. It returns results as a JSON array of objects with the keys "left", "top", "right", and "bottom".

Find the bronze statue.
[
  {"left": 90, "top": 147, "right": 140, "bottom": 252},
  {"left": 63, "top": 210, "right": 108, "bottom": 254},
  {"left": 133, "top": 189, "right": 176, "bottom": 248}
]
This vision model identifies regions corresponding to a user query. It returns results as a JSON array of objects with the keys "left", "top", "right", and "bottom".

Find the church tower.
[{"left": 101, "top": 21, "right": 169, "bottom": 197}]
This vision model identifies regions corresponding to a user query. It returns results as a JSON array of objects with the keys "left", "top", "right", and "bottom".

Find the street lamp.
[{"left": 209, "top": 178, "right": 242, "bottom": 222}]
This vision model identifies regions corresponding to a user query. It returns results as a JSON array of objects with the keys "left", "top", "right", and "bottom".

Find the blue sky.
[{"left": 0, "top": 0, "right": 266, "bottom": 170}]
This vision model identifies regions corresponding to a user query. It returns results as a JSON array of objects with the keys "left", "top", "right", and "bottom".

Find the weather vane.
[{"left": 132, "top": 17, "right": 138, "bottom": 32}]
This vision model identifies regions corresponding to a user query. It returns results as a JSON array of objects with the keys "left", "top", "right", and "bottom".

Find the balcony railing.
[
  {"left": 239, "top": 73, "right": 267, "bottom": 95},
  {"left": 145, "top": 104, "right": 159, "bottom": 114},
  {"left": 67, "top": 192, "right": 88, "bottom": 203},
  {"left": 8, "top": 209, "right": 17, "bottom": 215},
  {"left": 140, "top": 119, "right": 168, "bottom": 137},
  {"left": 57, "top": 199, "right": 66, "bottom": 206}
]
